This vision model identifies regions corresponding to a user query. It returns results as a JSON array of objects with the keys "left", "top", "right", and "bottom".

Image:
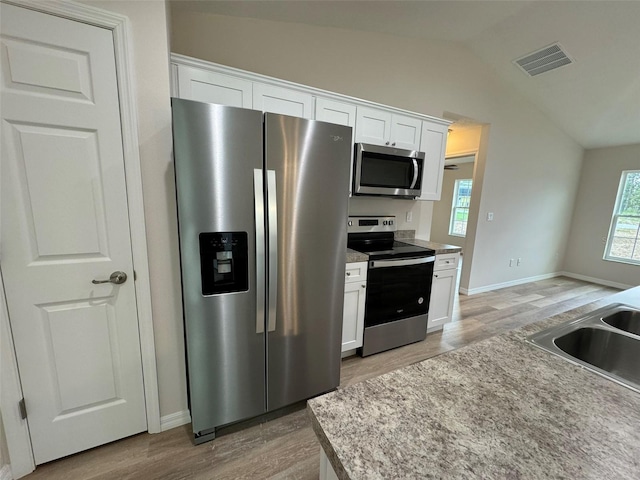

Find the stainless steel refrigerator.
[{"left": 171, "top": 98, "right": 352, "bottom": 444}]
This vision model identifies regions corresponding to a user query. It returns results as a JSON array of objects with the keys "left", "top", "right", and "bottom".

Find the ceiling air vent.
[{"left": 513, "top": 43, "right": 573, "bottom": 77}]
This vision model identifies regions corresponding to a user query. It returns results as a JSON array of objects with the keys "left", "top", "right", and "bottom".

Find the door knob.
[{"left": 92, "top": 271, "right": 127, "bottom": 285}]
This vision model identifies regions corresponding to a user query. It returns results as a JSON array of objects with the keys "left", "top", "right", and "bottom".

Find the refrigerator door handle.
[
  {"left": 254, "top": 169, "right": 266, "bottom": 334},
  {"left": 267, "top": 170, "right": 278, "bottom": 332}
]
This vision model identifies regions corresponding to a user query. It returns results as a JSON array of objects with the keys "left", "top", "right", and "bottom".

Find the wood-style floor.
[{"left": 25, "top": 276, "right": 619, "bottom": 480}]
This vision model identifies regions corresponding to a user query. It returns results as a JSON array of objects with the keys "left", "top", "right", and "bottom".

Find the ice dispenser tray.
[{"left": 199, "top": 232, "right": 248, "bottom": 295}]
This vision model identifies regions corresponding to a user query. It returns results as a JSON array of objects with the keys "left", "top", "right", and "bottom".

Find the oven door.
[
  {"left": 354, "top": 143, "right": 424, "bottom": 197},
  {"left": 364, "top": 256, "right": 435, "bottom": 327}
]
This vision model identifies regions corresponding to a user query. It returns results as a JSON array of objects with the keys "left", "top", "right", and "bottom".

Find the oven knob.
[
  {"left": 390, "top": 220, "right": 394, "bottom": 225},
  {"left": 348, "top": 220, "right": 352, "bottom": 227},
  {"left": 418, "top": 297, "right": 424, "bottom": 304},
  {"left": 383, "top": 221, "right": 387, "bottom": 225}
]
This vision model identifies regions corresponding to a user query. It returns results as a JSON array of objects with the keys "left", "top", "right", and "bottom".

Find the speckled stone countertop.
[
  {"left": 402, "top": 237, "right": 462, "bottom": 255},
  {"left": 346, "top": 248, "right": 368, "bottom": 264},
  {"left": 308, "top": 286, "right": 640, "bottom": 479}
]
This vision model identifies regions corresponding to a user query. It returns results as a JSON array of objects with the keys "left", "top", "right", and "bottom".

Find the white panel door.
[
  {"left": 253, "top": 83, "right": 313, "bottom": 118},
  {"left": 427, "top": 268, "right": 457, "bottom": 330},
  {"left": 177, "top": 65, "right": 252, "bottom": 108},
  {"left": 1, "top": 4, "right": 146, "bottom": 464},
  {"left": 355, "top": 106, "right": 392, "bottom": 145},
  {"left": 419, "top": 121, "right": 449, "bottom": 201},
  {"left": 341, "top": 282, "right": 366, "bottom": 352},
  {"left": 315, "top": 97, "right": 357, "bottom": 128},
  {"left": 315, "top": 98, "right": 356, "bottom": 195},
  {"left": 390, "top": 114, "right": 422, "bottom": 150}
]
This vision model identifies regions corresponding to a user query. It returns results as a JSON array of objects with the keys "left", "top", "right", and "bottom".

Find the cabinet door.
[
  {"left": 355, "top": 106, "right": 391, "bottom": 145},
  {"left": 253, "top": 83, "right": 313, "bottom": 118},
  {"left": 427, "top": 267, "right": 457, "bottom": 330},
  {"left": 315, "top": 98, "right": 356, "bottom": 196},
  {"left": 390, "top": 114, "right": 422, "bottom": 150},
  {"left": 418, "top": 121, "right": 448, "bottom": 201},
  {"left": 176, "top": 65, "right": 253, "bottom": 108},
  {"left": 315, "top": 98, "right": 357, "bottom": 127},
  {"left": 342, "top": 281, "right": 366, "bottom": 352}
]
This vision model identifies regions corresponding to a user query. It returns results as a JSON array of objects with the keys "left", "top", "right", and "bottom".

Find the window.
[
  {"left": 604, "top": 170, "right": 640, "bottom": 265},
  {"left": 449, "top": 179, "right": 472, "bottom": 237}
]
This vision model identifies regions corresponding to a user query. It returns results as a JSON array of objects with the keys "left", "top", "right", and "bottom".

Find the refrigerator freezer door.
[
  {"left": 265, "top": 114, "right": 352, "bottom": 410},
  {"left": 172, "top": 99, "right": 266, "bottom": 440}
]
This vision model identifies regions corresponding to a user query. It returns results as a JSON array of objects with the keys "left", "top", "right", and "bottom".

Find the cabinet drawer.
[
  {"left": 433, "top": 253, "right": 460, "bottom": 271},
  {"left": 345, "top": 262, "right": 368, "bottom": 283}
]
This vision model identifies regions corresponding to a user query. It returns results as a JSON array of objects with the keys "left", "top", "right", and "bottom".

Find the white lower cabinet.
[
  {"left": 427, "top": 253, "right": 460, "bottom": 331},
  {"left": 342, "top": 262, "right": 367, "bottom": 354},
  {"left": 319, "top": 449, "right": 339, "bottom": 480}
]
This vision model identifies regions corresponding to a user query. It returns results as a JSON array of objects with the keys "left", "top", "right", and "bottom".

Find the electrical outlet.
[
  {"left": 509, "top": 259, "right": 514, "bottom": 267},
  {"left": 517, "top": 258, "right": 522, "bottom": 266},
  {"left": 406, "top": 211, "right": 412, "bottom": 222},
  {"left": 487, "top": 212, "right": 494, "bottom": 221}
]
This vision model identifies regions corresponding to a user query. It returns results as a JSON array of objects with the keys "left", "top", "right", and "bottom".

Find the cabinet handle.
[
  {"left": 392, "top": 142, "right": 396, "bottom": 146},
  {"left": 434, "top": 274, "right": 439, "bottom": 278},
  {"left": 385, "top": 141, "right": 390, "bottom": 145},
  {"left": 346, "top": 272, "right": 351, "bottom": 276},
  {"left": 362, "top": 284, "right": 366, "bottom": 288}
]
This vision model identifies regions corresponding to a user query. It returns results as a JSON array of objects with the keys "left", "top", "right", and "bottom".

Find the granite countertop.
[
  {"left": 346, "top": 248, "right": 368, "bottom": 264},
  {"left": 402, "top": 237, "right": 462, "bottom": 255},
  {"left": 308, "top": 286, "right": 640, "bottom": 479}
]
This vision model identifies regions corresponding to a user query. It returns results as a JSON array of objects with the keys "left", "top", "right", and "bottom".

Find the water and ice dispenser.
[{"left": 199, "top": 232, "right": 248, "bottom": 295}]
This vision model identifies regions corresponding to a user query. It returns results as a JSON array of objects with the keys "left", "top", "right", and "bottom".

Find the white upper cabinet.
[
  {"left": 389, "top": 115, "right": 423, "bottom": 150},
  {"left": 418, "top": 121, "right": 449, "bottom": 201},
  {"left": 253, "top": 83, "right": 313, "bottom": 119},
  {"left": 315, "top": 98, "right": 356, "bottom": 195},
  {"left": 315, "top": 97, "right": 357, "bottom": 128},
  {"left": 355, "top": 107, "right": 422, "bottom": 150},
  {"left": 176, "top": 65, "right": 252, "bottom": 108},
  {"left": 355, "top": 107, "right": 392, "bottom": 145}
]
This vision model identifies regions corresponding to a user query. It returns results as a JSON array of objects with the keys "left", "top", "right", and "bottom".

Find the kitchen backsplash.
[{"left": 348, "top": 196, "right": 433, "bottom": 239}]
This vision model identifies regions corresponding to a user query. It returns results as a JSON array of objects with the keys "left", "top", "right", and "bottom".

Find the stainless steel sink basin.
[
  {"left": 602, "top": 308, "right": 640, "bottom": 336},
  {"left": 527, "top": 304, "right": 640, "bottom": 393}
]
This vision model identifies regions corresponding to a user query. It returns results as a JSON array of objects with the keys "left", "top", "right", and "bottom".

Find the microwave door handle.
[{"left": 410, "top": 158, "right": 419, "bottom": 189}]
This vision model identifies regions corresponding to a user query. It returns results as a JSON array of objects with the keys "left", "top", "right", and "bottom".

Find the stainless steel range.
[{"left": 347, "top": 216, "right": 435, "bottom": 356}]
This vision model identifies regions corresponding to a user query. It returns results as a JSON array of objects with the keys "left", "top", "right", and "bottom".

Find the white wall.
[
  {"left": 563, "top": 144, "right": 640, "bottom": 287},
  {"left": 169, "top": 9, "right": 584, "bottom": 293},
  {"left": 431, "top": 162, "right": 475, "bottom": 248},
  {"left": 78, "top": 0, "right": 188, "bottom": 420},
  {"left": 0, "top": 412, "right": 8, "bottom": 474}
]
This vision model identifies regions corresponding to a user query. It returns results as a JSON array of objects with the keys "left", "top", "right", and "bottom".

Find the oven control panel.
[{"left": 348, "top": 216, "right": 396, "bottom": 233}]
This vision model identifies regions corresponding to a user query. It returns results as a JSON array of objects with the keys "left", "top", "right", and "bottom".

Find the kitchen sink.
[
  {"left": 527, "top": 304, "right": 640, "bottom": 393},
  {"left": 602, "top": 309, "right": 640, "bottom": 336}
]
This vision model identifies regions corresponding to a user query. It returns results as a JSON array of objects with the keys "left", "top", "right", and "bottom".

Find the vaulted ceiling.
[{"left": 170, "top": 1, "right": 640, "bottom": 149}]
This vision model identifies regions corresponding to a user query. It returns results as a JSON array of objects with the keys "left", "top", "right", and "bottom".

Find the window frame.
[
  {"left": 449, "top": 178, "right": 472, "bottom": 238},
  {"left": 603, "top": 170, "right": 640, "bottom": 266}
]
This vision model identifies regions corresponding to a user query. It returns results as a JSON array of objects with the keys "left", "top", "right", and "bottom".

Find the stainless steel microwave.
[{"left": 353, "top": 143, "right": 425, "bottom": 198}]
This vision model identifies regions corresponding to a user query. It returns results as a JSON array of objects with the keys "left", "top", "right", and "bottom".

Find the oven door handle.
[
  {"left": 369, "top": 256, "right": 435, "bottom": 268},
  {"left": 409, "top": 158, "right": 419, "bottom": 189}
]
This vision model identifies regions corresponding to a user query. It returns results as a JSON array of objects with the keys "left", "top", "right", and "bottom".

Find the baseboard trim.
[
  {"left": 460, "top": 272, "right": 561, "bottom": 296},
  {"left": 559, "top": 271, "right": 634, "bottom": 290},
  {"left": 0, "top": 464, "right": 12, "bottom": 480},
  {"left": 160, "top": 410, "right": 191, "bottom": 432}
]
